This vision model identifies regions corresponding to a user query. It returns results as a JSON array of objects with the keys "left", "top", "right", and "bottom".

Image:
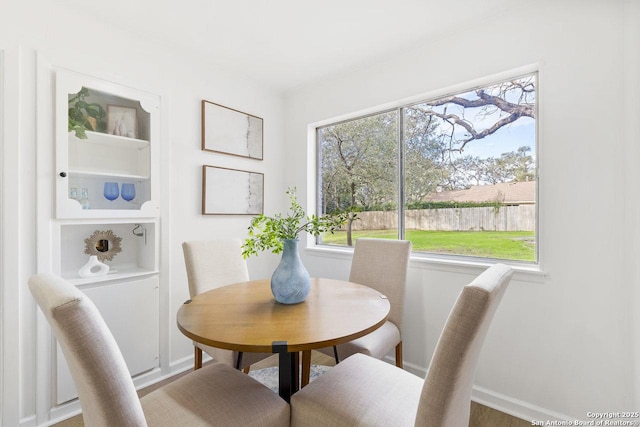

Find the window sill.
[{"left": 305, "top": 244, "right": 546, "bottom": 284}]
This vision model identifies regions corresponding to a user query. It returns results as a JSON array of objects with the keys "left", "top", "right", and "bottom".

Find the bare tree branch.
[
  {"left": 411, "top": 80, "right": 535, "bottom": 152},
  {"left": 413, "top": 106, "right": 525, "bottom": 151},
  {"left": 425, "top": 90, "right": 535, "bottom": 119}
]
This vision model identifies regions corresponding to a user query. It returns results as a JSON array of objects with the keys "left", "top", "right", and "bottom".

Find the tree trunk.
[{"left": 347, "top": 182, "right": 356, "bottom": 246}]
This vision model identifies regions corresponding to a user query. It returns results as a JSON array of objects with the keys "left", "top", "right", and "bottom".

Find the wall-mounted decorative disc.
[{"left": 84, "top": 230, "right": 122, "bottom": 261}]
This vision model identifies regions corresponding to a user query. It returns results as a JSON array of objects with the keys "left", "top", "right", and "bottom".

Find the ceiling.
[{"left": 58, "top": 0, "right": 514, "bottom": 92}]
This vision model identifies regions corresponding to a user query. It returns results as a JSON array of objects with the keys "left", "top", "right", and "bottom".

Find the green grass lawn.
[{"left": 321, "top": 229, "right": 536, "bottom": 262}]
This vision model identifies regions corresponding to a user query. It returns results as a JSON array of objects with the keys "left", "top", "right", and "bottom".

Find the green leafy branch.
[
  {"left": 68, "top": 87, "right": 107, "bottom": 139},
  {"left": 242, "top": 187, "right": 355, "bottom": 258}
]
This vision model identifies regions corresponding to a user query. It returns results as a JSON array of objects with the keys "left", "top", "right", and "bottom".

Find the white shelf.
[
  {"left": 69, "top": 170, "right": 150, "bottom": 180},
  {"left": 75, "top": 131, "right": 150, "bottom": 149},
  {"left": 67, "top": 131, "right": 151, "bottom": 181},
  {"left": 68, "top": 267, "right": 160, "bottom": 286}
]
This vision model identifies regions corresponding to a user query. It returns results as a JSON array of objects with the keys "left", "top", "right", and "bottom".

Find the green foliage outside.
[{"left": 320, "top": 229, "right": 535, "bottom": 262}]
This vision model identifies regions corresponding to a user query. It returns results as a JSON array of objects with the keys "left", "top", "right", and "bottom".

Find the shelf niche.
[{"left": 60, "top": 222, "right": 157, "bottom": 285}]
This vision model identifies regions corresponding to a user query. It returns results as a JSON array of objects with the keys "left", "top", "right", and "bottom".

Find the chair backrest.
[
  {"left": 348, "top": 238, "right": 411, "bottom": 331},
  {"left": 29, "top": 274, "right": 147, "bottom": 427},
  {"left": 415, "top": 263, "right": 513, "bottom": 427},
  {"left": 182, "top": 239, "right": 250, "bottom": 298}
]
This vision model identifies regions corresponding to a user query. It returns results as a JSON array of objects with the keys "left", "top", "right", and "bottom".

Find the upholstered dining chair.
[
  {"left": 29, "top": 273, "right": 290, "bottom": 427},
  {"left": 291, "top": 263, "right": 513, "bottom": 427},
  {"left": 316, "top": 238, "right": 411, "bottom": 368},
  {"left": 182, "top": 239, "right": 271, "bottom": 371}
]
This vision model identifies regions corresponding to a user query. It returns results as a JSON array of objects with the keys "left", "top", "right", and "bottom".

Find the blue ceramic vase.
[{"left": 270, "top": 239, "right": 310, "bottom": 304}]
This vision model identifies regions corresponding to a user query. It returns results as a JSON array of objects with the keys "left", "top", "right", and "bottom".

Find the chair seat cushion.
[
  {"left": 141, "top": 362, "right": 289, "bottom": 427},
  {"left": 318, "top": 320, "right": 400, "bottom": 361},
  {"left": 291, "top": 353, "right": 422, "bottom": 427}
]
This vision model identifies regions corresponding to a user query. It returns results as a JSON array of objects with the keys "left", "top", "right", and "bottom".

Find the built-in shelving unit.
[
  {"left": 48, "top": 68, "right": 162, "bottom": 405},
  {"left": 56, "top": 72, "right": 158, "bottom": 219}
]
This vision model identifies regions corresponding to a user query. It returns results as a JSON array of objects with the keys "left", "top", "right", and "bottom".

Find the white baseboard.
[
  {"left": 401, "top": 359, "right": 427, "bottom": 377},
  {"left": 472, "top": 385, "right": 572, "bottom": 423},
  {"left": 134, "top": 357, "right": 193, "bottom": 390},
  {"left": 44, "top": 400, "right": 82, "bottom": 427},
  {"left": 386, "top": 355, "right": 572, "bottom": 424},
  {"left": 28, "top": 358, "right": 199, "bottom": 427},
  {"left": 18, "top": 414, "right": 37, "bottom": 427}
]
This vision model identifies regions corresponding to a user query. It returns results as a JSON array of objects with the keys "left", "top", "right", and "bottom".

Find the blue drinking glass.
[
  {"left": 121, "top": 183, "right": 136, "bottom": 202},
  {"left": 103, "top": 182, "right": 119, "bottom": 201}
]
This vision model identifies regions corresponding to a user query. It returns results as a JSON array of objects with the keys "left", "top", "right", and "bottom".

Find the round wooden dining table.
[{"left": 177, "top": 277, "right": 390, "bottom": 402}]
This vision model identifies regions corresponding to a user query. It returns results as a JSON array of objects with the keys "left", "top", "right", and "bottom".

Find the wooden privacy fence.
[{"left": 349, "top": 205, "right": 535, "bottom": 232}]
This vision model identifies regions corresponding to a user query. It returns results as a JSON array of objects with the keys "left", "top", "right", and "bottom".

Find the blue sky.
[{"left": 460, "top": 117, "right": 536, "bottom": 159}]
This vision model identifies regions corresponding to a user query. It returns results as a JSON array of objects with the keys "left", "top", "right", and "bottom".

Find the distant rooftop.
[{"left": 425, "top": 181, "right": 535, "bottom": 204}]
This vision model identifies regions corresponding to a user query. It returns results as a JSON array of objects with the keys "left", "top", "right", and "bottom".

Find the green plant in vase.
[
  {"left": 242, "top": 187, "right": 354, "bottom": 304},
  {"left": 68, "top": 87, "right": 107, "bottom": 139},
  {"left": 242, "top": 187, "right": 352, "bottom": 257}
]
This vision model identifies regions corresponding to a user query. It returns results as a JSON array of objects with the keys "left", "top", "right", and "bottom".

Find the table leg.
[
  {"left": 273, "top": 341, "right": 299, "bottom": 402},
  {"left": 301, "top": 350, "right": 311, "bottom": 388}
]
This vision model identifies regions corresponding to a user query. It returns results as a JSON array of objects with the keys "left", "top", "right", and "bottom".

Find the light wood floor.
[{"left": 54, "top": 351, "right": 529, "bottom": 427}]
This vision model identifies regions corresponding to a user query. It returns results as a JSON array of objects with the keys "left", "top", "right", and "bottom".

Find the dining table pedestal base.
[{"left": 273, "top": 341, "right": 298, "bottom": 402}]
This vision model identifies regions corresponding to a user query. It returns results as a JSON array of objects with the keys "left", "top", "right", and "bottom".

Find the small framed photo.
[
  {"left": 202, "top": 100, "right": 263, "bottom": 160},
  {"left": 202, "top": 165, "right": 264, "bottom": 215},
  {"left": 107, "top": 105, "right": 138, "bottom": 139}
]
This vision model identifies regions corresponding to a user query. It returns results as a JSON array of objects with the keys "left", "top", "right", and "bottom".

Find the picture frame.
[
  {"left": 201, "top": 100, "right": 263, "bottom": 160},
  {"left": 107, "top": 105, "right": 138, "bottom": 139},
  {"left": 202, "top": 165, "right": 264, "bottom": 215}
]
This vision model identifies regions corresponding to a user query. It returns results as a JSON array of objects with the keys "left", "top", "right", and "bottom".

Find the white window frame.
[{"left": 306, "top": 65, "right": 544, "bottom": 278}]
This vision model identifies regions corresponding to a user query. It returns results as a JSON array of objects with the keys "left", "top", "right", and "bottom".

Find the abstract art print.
[
  {"left": 202, "top": 165, "right": 264, "bottom": 215},
  {"left": 107, "top": 105, "right": 138, "bottom": 139},
  {"left": 202, "top": 100, "right": 263, "bottom": 159}
]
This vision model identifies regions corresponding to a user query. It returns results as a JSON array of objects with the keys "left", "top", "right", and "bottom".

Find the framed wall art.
[
  {"left": 201, "top": 100, "right": 263, "bottom": 159},
  {"left": 107, "top": 105, "right": 138, "bottom": 138},
  {"left": 202, "top": 165, "right": 264, "bottom": 215}
]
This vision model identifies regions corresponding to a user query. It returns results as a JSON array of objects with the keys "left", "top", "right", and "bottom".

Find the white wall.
[
  {"left": 622, "top": 0, "right": 640, "bottom": 411},
  {"left": 285, "top": 0, "right": 639, "bottom": 421},
  {"left": 1, "top": 43, "right": 23, "bottom": 427},
  {"left": 2, "top": 0, "right": 639, "bottom": 425},
  {"left": 0, "top": 2, "right": 286, "bottom": 425}
]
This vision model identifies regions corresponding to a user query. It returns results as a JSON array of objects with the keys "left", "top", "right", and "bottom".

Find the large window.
[{"left": 316, "top": 73, "right": 537, "bottom": 263}]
